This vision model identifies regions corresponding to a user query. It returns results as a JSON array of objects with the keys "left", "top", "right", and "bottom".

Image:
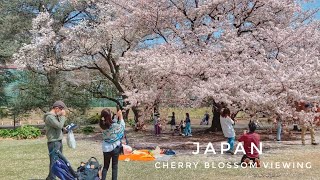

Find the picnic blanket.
[
  {"left": 119, "top": 150, "right": 155, "bottom": 161},
  {"left": 119, "top": 147, "right": 176, "bottom": 161}
]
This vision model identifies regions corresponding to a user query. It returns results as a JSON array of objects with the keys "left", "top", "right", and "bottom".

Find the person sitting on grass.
[
  {"left": 220, "top": 108, "right": 236, "bottom": 154},
  {"left": 238, "top": 121, "right": 261, "bottom": 167},
  {"left": 200, "top": 111, "right": 210, "bottom": 125}
]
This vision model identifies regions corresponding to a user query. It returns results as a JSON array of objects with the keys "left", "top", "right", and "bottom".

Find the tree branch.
[
  {"left": 64, "top": 11, "right": 83, "bottom": 24},
  {"left": 99, "top": 48, "right": 115, "bottom": 74}
]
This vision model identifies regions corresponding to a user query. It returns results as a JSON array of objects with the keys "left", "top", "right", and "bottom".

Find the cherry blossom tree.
[
  {"left": 15, "top": 0, "right": 164, "bottom": 122},
  {"left": 15, "top": 0, "right": 320, "bottom": 127},
  {"left": 120, "top": 0, "right": 320, "bottom": 125},
  {"left": 13, "top": 1, "right": 94, "bottom": 111},
  {"left": 57, "top": 0, "right": 159, "bottom": 121}
]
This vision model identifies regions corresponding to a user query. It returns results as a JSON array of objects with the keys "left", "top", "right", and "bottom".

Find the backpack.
[{"left": 77, "top": 157, "right": 102, "bottom": 180}]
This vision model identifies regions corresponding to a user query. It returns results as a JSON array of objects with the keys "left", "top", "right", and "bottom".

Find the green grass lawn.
[{"left": 1, "top": 135, "right": 320, "bottom": 180}]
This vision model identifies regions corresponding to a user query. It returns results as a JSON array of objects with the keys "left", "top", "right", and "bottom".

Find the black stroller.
[
  {"left": 50, "top": 149, "right": 102, "bottom": 180},
  {"left": 50, "top": 149, "right": 78, "bottom": 180}
]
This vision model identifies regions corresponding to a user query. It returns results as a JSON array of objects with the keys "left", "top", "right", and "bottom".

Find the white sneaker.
[{"left": 188, "top": 134, "right": 192, "bottom": 137}]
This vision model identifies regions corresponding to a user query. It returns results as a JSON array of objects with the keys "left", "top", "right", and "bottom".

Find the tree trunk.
[
  {"left": 123, "top": 109, "right": 130, "bottom": 121},
  {"left": 47, "top": 70, "right": 61, "bottom": 101},
  {"left": 210, "top": 109, "right": 222, "bottom": 132},
  {"left": 132, "top": 106, "right": 140, "bottom": 123},
  {"left": 13, "top": 113, "right": 16, "bottom": 130},
  {"left": 132, "top": 106, "right": 146, "bottom": 131},
  {"left": 207, "top": 101, "right": 222, "bottom": 132}
]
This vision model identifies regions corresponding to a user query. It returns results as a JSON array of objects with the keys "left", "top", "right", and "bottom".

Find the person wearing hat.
[{"left": 44, "top": 100, "right": 67, "bottom": 180}]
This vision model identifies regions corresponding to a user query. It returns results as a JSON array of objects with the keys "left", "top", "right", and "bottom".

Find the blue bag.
[{"left": 164, "top": 149, "right": 176, "bottom": 155}]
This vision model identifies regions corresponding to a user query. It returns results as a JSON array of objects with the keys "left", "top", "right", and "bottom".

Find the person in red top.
[{"left": 238, "top": 121, "right": 261, "bottom": 167}]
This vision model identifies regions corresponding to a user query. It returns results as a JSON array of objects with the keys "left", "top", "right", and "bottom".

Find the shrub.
[
  {"left": 87, "top": 114, "right": 100, "bottom": 124},
  {"left": 127, "top": 119, "right": 135, "bottom": 127},
  {"left": 66, "top": 113, "right": 87, "bottom": 126},
  {"left": 0, "top": 125, "right": 41, "bottom": 139},
  {"left": 0, "top": 129, "right": 11, "bottom": 138},
  {"left": 82, "top": 126, "right": 95, "bottom": 134},
  {"left": 15, "top": 125, "right": 41, "bottom": 139}
]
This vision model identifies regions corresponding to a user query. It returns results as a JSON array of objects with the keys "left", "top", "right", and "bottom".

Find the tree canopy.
[{"left": 14, "top": 0, "right": 320, "bottom": 122}]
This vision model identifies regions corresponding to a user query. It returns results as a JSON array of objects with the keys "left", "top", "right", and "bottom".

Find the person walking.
[
  {"left": 298, "top": 104, "right": 318, "bottom": 145},
  {"left": 184, "top": 113, "right": 192, "bottom": 137}
]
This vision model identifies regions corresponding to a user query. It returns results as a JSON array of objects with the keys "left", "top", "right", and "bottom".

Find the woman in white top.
[
  {"left": 100, "top": 108, "right": 125, "bottom": 180},
  {"left": 220, "top": 108, "right": 236, "bottom": 154}
]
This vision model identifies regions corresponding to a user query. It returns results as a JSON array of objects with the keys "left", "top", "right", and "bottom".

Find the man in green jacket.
[{"left": 44, "top": 101, "right": 67, "bottom": 180}]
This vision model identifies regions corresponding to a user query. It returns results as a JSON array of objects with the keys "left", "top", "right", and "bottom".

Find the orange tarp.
[{"left": 119, "top": 150, "right": 155, "bottom": 161}]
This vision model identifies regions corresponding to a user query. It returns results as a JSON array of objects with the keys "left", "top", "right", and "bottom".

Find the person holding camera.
[
  {"left": 100, "top": 107, "right": 125, "bottom": 180},
  {"left": 238, "top": 121, "right": 261, "bottom": 167},
  {"left": 220, "top": 108, "right": 236, "bottom": 154},
  {"left": 44, "top": 101, "right": 67, "bottom": 180}
]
